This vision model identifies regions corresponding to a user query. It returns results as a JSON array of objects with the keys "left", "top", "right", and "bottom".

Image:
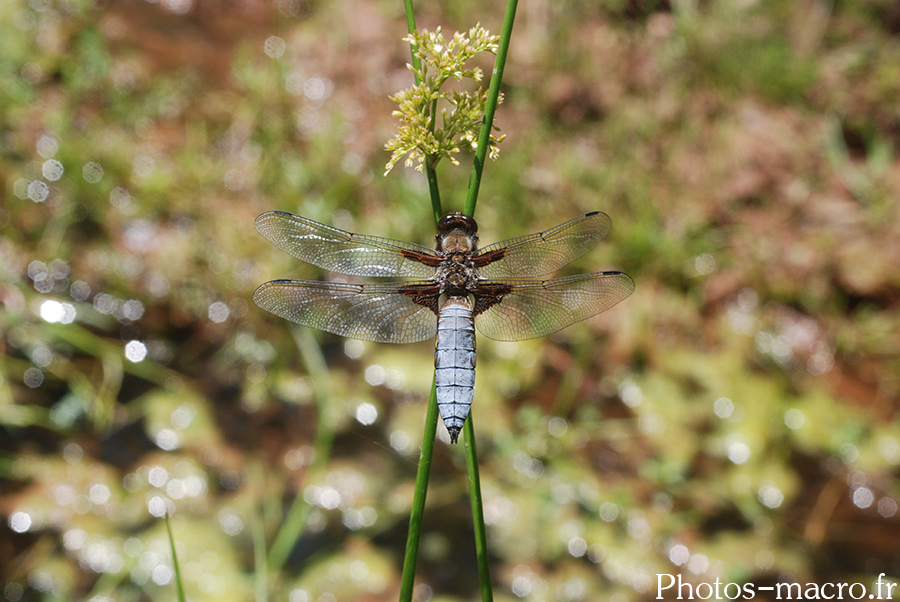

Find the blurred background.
[{"left": 2, "top": 0, "right": 900, "bottom": 600}]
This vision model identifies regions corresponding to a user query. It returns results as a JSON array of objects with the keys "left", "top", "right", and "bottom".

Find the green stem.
[
  {"left": 398, "top": 380, "right": 440, "bottom": 602},
  {"left": 253, "top": 513, "right": 269, "bottom": 602},
  {"left": 268, "top": 328, "right": 335, "bottom": 573},
  {"left": 403, "top": 0, "right": 420, "bottom": 74},
  {"left": 464, "top": 412, "right": 492, "bottom": 601},
  {"left": 426, "top": 155, "right": 443, "bottom": 224},
  {"left": 164, "top": 512, "right": 187, "bottom": 602},
  {"left": 464, "top": 0, "right": 518, "bottom": 217}
]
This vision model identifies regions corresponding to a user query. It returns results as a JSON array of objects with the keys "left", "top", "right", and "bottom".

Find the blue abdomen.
[{"left": 434, "top": 297, "right": 476, "bottom": 443}]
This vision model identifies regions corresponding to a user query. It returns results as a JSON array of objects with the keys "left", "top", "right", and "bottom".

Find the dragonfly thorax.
[
  {"left": 435, "top": 214, "right": 480, "bottom": 296},
  {"left": 435, "top": 255, "right": 479, "bottom": 296}
]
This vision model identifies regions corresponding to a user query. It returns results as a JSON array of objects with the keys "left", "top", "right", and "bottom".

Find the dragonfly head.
[{"left": 436, "top": 212, "right": 478, "bottom": 253}]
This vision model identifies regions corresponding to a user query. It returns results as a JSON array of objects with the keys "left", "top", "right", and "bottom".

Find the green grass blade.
[
  {"left": 268, "top": 327, "right": 335, "bottom": 573},
  {"left": 163, "top": 512, "right": 187, "bottom": 602},
  {"left": 253, "top": 513, "right": 269, "bottom": 602}
]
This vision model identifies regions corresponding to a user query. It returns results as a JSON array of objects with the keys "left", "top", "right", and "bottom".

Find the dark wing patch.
[{"left": 398, "top": 283, "right": 442, "bottom": 315}]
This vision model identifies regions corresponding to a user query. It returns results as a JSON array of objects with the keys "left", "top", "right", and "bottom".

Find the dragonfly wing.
[
  {"left": 475, "top": 212, "right": 612, "bottom": 278},
  {"left": 473, "top": 272, "right": 634, "bottom": 341},
  {"left": 253, "top": 280, "right": 439, "bottom": 343},
  {"left": 255, "top": 211, "right": 439, "bottom": 278}
]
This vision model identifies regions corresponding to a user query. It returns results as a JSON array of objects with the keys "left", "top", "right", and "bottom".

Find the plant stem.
[
  {"left": 402, "top": 0, "right": 420, "bottom": 74},
  {"left": 464, "top": 413, "right": 493, "bottom": 601},
  {"left": 164, "top": 512, "right": 187, "bottom": 602},
  {"left": 464, "top": 0, "right": 518, "bottom": 217},
  {"left": 253, "top": 512, "right": 269, "bottom": 602},
  {"left": 426, "top": 156, "right": 443, "bottom": 224},
  {"left": 268, "top": 327, "right": 335, "bottom": 573},
  {"left": 398, "top": 380, "right": 440, "bottom": 602}
]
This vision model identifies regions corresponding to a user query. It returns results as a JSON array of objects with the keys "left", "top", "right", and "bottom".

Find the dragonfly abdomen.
[{"left": 434, "top": 297, "right": 476, "bottom": 443}]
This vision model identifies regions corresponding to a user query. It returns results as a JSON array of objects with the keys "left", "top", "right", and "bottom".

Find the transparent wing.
[
  {"left": 475, "top": 212, "right": 612, "bottom": 278},
  {"left": 474, "top": 272, "right": 635, "bottom": 341},
  {"left": 253, "top": 279, "right": 439, "bottom": 343},
  {"left": 255, "top": 211, "right": 439, "bottom": 278}
]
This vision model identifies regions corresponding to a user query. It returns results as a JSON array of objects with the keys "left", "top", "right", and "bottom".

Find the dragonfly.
[{"left": 253, "top": 210, "right": 634, "bottom": 443}]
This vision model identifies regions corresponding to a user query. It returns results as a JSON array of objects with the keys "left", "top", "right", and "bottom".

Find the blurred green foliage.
[{"left": 1, "top": 0, "right": 899, "bottom": 601}]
